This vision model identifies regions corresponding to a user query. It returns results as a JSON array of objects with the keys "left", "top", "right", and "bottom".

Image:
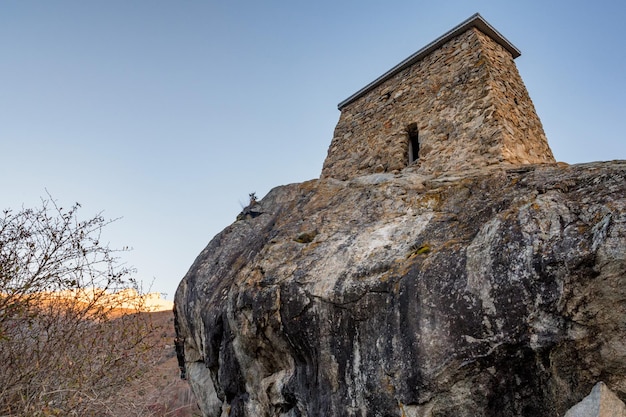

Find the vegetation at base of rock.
[{"left": 0, "top": 197, "right": 176, "bottom": 416}]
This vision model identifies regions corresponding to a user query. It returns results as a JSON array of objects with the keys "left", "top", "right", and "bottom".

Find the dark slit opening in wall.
[{"left": 408, "top": 123, "right": 419, "bottom": 164}]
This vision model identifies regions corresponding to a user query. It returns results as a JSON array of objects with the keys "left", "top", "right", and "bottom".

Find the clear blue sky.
[{"left": 2, "top": 1, "right": 624, "bottom": 299}]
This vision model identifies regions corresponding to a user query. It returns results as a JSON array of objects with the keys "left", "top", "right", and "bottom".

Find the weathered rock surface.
[
  {"left": 564, "top": 382, "right": 626, "bottom": 417},
  {"left": 175, "top": 161, "right": 626, "bottom": 417}
]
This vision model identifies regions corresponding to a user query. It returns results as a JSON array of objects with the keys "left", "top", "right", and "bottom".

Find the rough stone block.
[{"left": 564, "top": 382, "right": 626, "bottom": 417}]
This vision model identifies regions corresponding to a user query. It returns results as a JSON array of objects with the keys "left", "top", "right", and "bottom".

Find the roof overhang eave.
[{"left": 337, "top": 13, "right": 521, "bottom": 110}]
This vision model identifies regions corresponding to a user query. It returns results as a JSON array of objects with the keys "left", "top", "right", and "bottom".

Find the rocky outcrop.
[
  {"left": 175, "top": 161, "right": 626, "bottom": 417},
  {"left": 564, "top": 382, "right": 626, "bottom": 417}
]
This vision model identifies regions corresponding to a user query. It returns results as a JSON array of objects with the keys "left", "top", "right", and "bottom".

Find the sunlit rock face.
[{"left": 175, "top": 161, "right": 626, "bottom": 417}]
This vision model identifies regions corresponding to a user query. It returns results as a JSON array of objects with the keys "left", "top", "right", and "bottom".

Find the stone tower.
[{"left": 321, "top": 13, "right": 555, "bottom": 181}]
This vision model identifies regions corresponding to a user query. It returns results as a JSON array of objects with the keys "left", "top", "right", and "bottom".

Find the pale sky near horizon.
[{"left": 1, "top": 1, "right": 625, "bottom": 300}]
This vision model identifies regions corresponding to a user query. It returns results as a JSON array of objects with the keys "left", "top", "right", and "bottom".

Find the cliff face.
[{"left": 174, "top": 161, "right": 626, "bottom": 417}]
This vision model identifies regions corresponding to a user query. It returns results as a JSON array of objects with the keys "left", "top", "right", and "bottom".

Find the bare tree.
[{"left": 0, "top": 197, "right": 159, "bottom": 416}]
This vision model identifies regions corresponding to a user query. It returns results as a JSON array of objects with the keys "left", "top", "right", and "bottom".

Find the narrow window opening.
[{"left": 407, "top": 123, "right": 419, "bottom": 164}]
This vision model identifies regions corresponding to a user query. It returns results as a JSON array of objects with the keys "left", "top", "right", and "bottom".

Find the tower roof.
[{"left": 337, "top": 13, "right": 521, "bottom": 110}]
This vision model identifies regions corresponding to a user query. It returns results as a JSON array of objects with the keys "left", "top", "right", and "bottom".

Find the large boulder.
[
  {"left": 175, "top": 161, "right": 626, "bottom": 417},
  {"left": 563, "top": 382, "right": 626, "bottom": 417}
]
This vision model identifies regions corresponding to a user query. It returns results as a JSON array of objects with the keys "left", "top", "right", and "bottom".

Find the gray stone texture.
[
  {"left": 321, "top": 27, "right": 554, "bottom": 181},
  {"left": 175, "top": 161, "right": 626, "bottom": 417},
  {"left": 564, "top": 382, "right": 626, "bottom": 417}
]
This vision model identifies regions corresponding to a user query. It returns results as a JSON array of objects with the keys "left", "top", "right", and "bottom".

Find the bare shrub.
[{"left": 0, "top": 197, "right": 159, "bottom": 416}]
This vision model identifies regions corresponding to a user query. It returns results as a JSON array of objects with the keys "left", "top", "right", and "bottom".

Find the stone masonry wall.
[
  {"left": 474, "top": 30, "right": 554, "bottom": 164},
  {"left": 321, "top": 28, "right": 555, "bottom": 181}
]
